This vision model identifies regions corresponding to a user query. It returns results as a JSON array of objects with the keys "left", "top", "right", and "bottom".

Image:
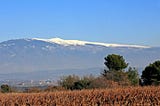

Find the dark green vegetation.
[
  {"left": 104, "top": 54, "right": 128, "bottom": 71},
  {"left": 0, "top": 54, "right": 159, "bottom": 93},
  {"left": 142, "top": 60, "right": 160, "bottom": 86},
  {"left": 0, "top": 84, "right": 11, "bottom": 93},
  {"left": 102, "top": 54, "right": 139, "bottom": 86},
  {"left": 127, "top": 67, "right": 139, "bottom": 86},
  {"left": 59, "top": 75, "right": 119, "bottom": 90},
  {"left": 59, "top": 54, "right": 159, "bottom": 91}
]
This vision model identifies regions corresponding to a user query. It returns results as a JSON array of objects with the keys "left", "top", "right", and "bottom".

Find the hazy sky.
[{"left": 0, "top": 0, "right": 160, "bottom": 46}]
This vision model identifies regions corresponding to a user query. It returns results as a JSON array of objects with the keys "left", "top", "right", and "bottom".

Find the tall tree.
[
  {"left": 102, "top": 54, "right": 129, "bottom": 86},
  {"left": 104, "top": 54, "right": 128, "bottom": 71},
  {"left": 141, "top": 60, "right": 160, "bottom": 85}
]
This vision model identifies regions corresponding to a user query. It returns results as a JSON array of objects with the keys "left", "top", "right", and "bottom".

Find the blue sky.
[{"left": 0, "top": 0, "right": 159, "bottom": 46}]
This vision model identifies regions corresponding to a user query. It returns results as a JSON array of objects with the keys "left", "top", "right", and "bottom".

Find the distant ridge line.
[{"left": 32, "top": 38, "right": 150, "bottom": 48}]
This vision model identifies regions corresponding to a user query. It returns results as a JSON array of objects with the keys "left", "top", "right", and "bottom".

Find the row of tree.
[
  {"left": 59, "top": 54, "right": 160, "bottom": 90},
  {"left": 102, "top": 54, "right": 160, "bottom": 86}
]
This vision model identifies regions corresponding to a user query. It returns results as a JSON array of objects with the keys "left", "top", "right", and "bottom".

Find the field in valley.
[{"left": 0, "top": 86, "right": 160, "bottom": 106}]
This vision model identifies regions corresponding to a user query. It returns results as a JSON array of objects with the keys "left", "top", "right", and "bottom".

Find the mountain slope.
[{"left": 0, "top": 38, "right": 159, "bottom": 79}]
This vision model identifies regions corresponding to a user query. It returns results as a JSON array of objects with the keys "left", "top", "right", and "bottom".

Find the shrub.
[{"left": 1, "top": 84, "right": 11, "bottom": 93}]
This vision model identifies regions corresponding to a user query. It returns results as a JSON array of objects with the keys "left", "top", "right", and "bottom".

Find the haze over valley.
[{"left": 0, "top": 38, "right": 159, "bottom": 81}]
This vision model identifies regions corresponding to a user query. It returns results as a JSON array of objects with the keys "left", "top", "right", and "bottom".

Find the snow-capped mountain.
[
  {"left": 0, "top": 38, "right": 159, "bottom": 80},
  {"left": 32, "top": 38, "right": 150, "bottom": 48}
]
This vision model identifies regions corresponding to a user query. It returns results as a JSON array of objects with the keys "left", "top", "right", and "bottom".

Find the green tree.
[
  {"left": 73, "top": 79, "right": 91, "bottom": 90},
  {"left": 104, "top": 54, "right": 128, "bottom": 71},
  {"left": 1, "top": 84, "right": 11, "bottom": 93},
  {"left": 73, "top": 75, "right": 95, "bottom": 90},
  {"left": 102, "top": 54, "right": 130, "bottom": 86},
  {"left": 141, "top": 60, "right": 160, "bottom": 86},
  {"left": 127, "top": 67, "right": 139, "bottom": 86}
]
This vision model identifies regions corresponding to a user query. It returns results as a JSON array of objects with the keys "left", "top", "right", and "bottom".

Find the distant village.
[{"left": 0, "top": 79, "right": 57, "bottom": 88}]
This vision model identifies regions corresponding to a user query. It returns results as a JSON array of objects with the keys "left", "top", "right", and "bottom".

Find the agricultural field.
[{"left": 0, "top": 86, "right": 160, "bottom": 106}]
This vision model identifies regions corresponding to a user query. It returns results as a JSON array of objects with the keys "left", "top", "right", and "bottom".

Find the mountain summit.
[{"left": 32, "top": 38, "right": 150, "bottom": 48}]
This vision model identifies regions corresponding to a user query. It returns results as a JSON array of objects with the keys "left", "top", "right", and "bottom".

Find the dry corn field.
[{"left": 0, "top": 86, "right": 160, "bottom": 106}]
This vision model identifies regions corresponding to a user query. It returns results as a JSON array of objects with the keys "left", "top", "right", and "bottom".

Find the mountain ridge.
[
  {"left": 31, "top": 38, "right": 150, "bottom": 48},
  {"left": 0, "top": 38, "right": 159, "bottom": 80}
]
